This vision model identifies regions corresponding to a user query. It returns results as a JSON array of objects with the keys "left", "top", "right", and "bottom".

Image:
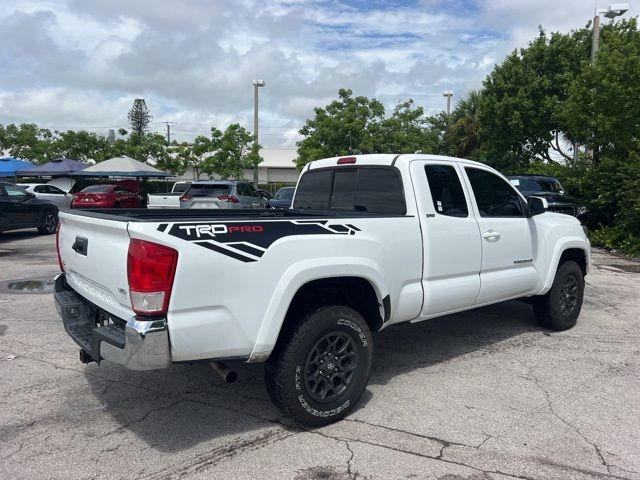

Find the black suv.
[
  {"left": 0, "top": 181, "right": 59, "bottom": 235},
  {"left": 507, "top": 175, "right": 584, "bottom": 217}
]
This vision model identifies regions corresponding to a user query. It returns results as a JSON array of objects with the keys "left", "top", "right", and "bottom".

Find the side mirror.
[
  {"left": 528, "top": 196, "right": 548, "bottom": 216},
  {"left": 25, "top": 192, "right": 35, "bottom": 200}
]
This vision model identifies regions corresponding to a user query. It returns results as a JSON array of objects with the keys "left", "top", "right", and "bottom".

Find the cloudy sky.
[{"left": 1, "top": 0, "right": 637, "bottom": 147}]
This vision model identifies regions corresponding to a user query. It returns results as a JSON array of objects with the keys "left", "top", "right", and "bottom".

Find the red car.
[{"left": 71, "top": 185, "right": 143, "bottom": 209}]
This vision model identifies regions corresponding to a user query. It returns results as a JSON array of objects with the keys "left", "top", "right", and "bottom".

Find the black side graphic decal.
[{"left": 159, "top": 220, "right": 359, "bottom": 262}]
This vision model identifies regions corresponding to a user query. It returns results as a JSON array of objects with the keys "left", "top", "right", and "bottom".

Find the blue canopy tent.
[
  {"left": 0, "top": 157, "right": 35, "bottom": 177},
  {"left": 15, "top": 157, "right": 87, "bottom": 176}
]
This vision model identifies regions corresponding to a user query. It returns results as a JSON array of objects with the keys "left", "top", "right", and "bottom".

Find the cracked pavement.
[{"left": 1, "top": 230, "right": 639, "bottom": 480}]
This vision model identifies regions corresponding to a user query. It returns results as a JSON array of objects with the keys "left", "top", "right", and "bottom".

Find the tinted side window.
[
  {"left": 355, "top": 169, "right": 405, "bottom": 214},
  {"left": 293, "top": 170, "right": 332, "bottom": 209},
  {"left": 465, "top": 168, "right": 523, "bottom": 217},
  {"left": 424, "top": 165, "right": 468, "bottom": 217},
  {"left": 294, "top": 168, "right": 405, "bottom": 214},
  {"left": 4, "top": 185, "right": 28, "bottom": 198},
  {"left": 245, "top": 184, "right": 259, "bottom": 197}
]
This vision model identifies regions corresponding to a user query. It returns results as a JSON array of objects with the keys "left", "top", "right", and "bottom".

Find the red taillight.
[
  {"left": 56, "top": 223, "right": 64, "bottom": 272},
  {"left": 337, "top": 156, "right": 357, "bottom": 164},
  {"left": 180, "top": 194, "right": 192, "bottom": 202},
  {"left": 127, "top": 239, "right": 178, "bottom": 316},
  {"left": 217, "top": 195, "right": 239, "bottom": 203}
]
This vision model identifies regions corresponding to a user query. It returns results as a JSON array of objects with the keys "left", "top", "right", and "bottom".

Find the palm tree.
[{"left": 447, "top": 90, "right": 483, "bottom": 158}]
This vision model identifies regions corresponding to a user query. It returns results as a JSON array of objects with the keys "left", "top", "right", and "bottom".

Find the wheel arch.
[
  {"left": 248, "top": 259, "right": 388, "bottom": 363},
  {"left": 542, "top": 240, "right": 590, "bottom": 292}
]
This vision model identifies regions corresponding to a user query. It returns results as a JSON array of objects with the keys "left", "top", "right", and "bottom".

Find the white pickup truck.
[
  {"left": 54, "top": 154, "right": 590, "bottom": 426},
  {"left": 146, "top": 181, "right": 191, "bottom": 209}
]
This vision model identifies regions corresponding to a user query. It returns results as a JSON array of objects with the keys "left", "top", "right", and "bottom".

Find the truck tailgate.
[{"left": 58, "top": 211, "right": 134, "bottom": 320}]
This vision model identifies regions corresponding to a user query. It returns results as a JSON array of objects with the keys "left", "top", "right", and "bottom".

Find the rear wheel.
[
  {"left": 37, "top": 210, "right": 58, "bottom": 235},
  {"left": 264, "top": 305, "right": 373, "bottom": 427},
  {"left": 533, "top": 261, "right": 584, "bottom": 331}
]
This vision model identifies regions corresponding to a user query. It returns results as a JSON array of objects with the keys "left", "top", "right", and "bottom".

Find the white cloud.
[{"left": 0, "top": 0, "right": 638, "bottom": 147}]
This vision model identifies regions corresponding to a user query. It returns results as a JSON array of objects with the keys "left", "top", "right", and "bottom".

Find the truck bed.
[{"left": 64, "top": 208, "right": 406, "bottom": 222}]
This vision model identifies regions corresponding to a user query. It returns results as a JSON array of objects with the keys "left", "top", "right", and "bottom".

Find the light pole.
[
  {"left": 585, "top": 3, "right": 628, "bottom": 160},
  {"left": 252, "top": 79, "right": 266, "bottom": 189},
  {"left": 592, "top": 3, "right": 629, "bottom": 61},
  {"left": 443, "top": 90, "right": 453, "bottom": 116}
]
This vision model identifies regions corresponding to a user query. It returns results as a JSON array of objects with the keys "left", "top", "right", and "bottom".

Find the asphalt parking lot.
[{"left": 1, "top": 230, "right": 639, "bottom": 480}]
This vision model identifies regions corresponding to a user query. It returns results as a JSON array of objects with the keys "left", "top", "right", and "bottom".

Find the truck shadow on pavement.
[{"left": 84, "top": 299, "right": 540, "bottom": 453}]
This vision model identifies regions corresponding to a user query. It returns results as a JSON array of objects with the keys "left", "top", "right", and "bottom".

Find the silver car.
[
  {"left": 19, "top": 183, "right": 72, "bottom": 209},
  {"left": 179, "top": 180, "right": 269, "bottom": 209}
]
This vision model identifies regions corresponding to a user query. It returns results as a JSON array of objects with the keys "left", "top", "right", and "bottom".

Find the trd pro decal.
[{"left": 160, "top": 220, "right": 360, "bottom": 262}]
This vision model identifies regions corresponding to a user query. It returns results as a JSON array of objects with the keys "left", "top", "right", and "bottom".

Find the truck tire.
[
  {"left": 264, "top": 305, "right": 373, "bottom": 427},
  {"left": 37, "top": 210, "right": 58, "bottom": 235},
  {"left": 533, "top": 260, "right": 584, "bottom": 331}
]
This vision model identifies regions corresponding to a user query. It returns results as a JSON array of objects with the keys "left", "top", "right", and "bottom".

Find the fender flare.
[
  {"left": 541, "top": 237, "right": 590, "bottom": 293},
  {"left": 247, "top": 256, "right": 388, "bottom": 362}
]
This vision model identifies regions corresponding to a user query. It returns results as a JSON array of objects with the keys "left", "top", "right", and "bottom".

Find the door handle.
[{"left": 482, "top": 230, "right": 501, "bottom": 240}]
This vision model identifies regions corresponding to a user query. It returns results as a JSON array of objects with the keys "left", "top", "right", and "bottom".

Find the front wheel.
[
  {"left": 533, "top": 260, "right": 584, "bottom": 331},
  {"left": 37, "top": 210, "right": 58, "bottom": 235},
  {"left": 264, "top": 305, "right": 373, "bottom": 427}
]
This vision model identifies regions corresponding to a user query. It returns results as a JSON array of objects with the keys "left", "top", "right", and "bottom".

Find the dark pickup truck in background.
[{"left": 507, "top": 174, "right": 586, "bottom": 218}]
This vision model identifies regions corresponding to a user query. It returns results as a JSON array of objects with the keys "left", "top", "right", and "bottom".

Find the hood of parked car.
[{"left": 523, "top": 191, "right": 576, "bottom": 205}]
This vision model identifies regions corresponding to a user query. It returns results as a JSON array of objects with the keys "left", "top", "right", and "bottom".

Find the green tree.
[
  {"left": 564, "top": 19, "right": 640, "bottom": 163},
  {"left": 296, "top": 88, "right": 385, "bottom": 168},
  {"left": 446, "top": 90, "right": 483, "bottom": 158},
  {"left": 203, "top": 124, "right": 258, "bottom": 179},
  {"left": 479, "top": 26, "right": 591, "bottom": 169},
  {"left": 366, "top": 100, "right": 445, "bottom": 154},
  {"left": 0, "top": 123, "right": 55, "bottom": 163},
  {"left": 51, "top": 130, "right": 111, "bottom": 162},
  {"left": 127, "top": 99, "right": 153, "bottom": 137}
]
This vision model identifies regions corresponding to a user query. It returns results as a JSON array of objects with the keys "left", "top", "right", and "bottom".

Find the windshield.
[
  {"left": 274, "top": 187, "right": 294, "bottom": 200},
  {"left": 509, "top": 177, "right": 564, "bottom": 194}
]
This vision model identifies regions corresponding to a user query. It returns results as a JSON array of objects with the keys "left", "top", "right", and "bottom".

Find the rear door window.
[{"left": 424, "top": 165, "right": 468, "bottom": 217}]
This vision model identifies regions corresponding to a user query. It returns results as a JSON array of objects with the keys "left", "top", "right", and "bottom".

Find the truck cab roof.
[{"left": 306, "top": 153, "right": 490, "bottom": 171}]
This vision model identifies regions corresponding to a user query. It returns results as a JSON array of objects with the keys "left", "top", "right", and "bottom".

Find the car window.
[
  {"left": 187, "top": 184, "right": 230, "bottom": 197},
  {"left": 274, "top": 188, "right": 295, "bottom": 200},
  {"left": 246, "top": 184, "right": 259, "bottom": 198},
  {"left": 82, "top": 185, "right": 113, "bottom": 193},
  {"left": 465, "top": 168, "right": 524, "bottom": 217},
  {"left": 293, "top": 170, "right": 332, "bottom": 209},
  {"left": 331, "top": 169, "right": 357, "bottom": 210},
  {"left": 293, "top": 167, "right": 406, "bottom": 214},
  {"left": 236, "top": 184, "right": 249, "bottom": 196},
  {"left": 34, "top": 185, "right": 45, "bottom": 193},
  {"left": 47, "top": 186, "right": 64, "bottom": 194},
  {"left": 4, "top": 185, "right": 28, "bottom": 198},
  {"left": 172, "top": 183, "right": 190, "bottom": 193},
  {"left": 424, "top": 165, "right": 468, "bottom": 217},
  {"left": 354, "top": 168, "right": 405, "bottom": 214}
]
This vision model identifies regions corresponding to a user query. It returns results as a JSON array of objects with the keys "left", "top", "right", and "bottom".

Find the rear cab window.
[{"left": 293, "top": 167, "right": 406, "bottom": 214}]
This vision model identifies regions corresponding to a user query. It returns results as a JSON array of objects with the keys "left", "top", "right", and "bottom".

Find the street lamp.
[
  {"left": 443, "top": 90, "right": 453, "bottom": 116},
  {"left": 592, "top": 3, "right": 629, "bottom": 61},
  {"left": 252, "top": 79, "right": 266, "bottom": 188}
]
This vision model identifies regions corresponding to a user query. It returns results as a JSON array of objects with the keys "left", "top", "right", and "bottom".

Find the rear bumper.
[{"left": 54, "top": 274, "right": 170, "bottom": 370}]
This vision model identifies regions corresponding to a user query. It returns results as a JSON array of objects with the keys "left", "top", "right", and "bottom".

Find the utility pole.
[
  {"left": 443, "top": 90, "right": 453, "bottom": 116},
  {"left": 163, "top": 122, "right": 173, "bottom": 145},
  {"left": 252, "top": 79, "right": 266, "bottom": 189}
]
